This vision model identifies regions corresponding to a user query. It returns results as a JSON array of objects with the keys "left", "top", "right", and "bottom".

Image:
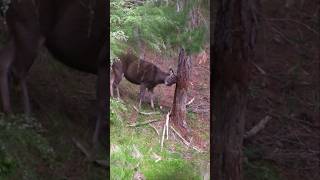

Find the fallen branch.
[
  {"left": 170, "top": 126, "right": 203, "bottom": 153},
  {"left": 127, "top": 119, "right": 160, "bottom": 127},
  {"left": 133, "top": 106, "right": 160, "bottom": 115},
  {"left": 161, "top": 111, "right": 171, "bottom": 151},
  {"left": 244, "top": 115, "right": 271, "bottom": 139},
  {"left": 252, "top": 62, "right": 267, "bottom": 75},
  {"left": 72, "top": 138, "right": 108, "bottom": 168},
  {"left": 149, "top": 124, "right": 160, "bottom": 136},
  {"left": 186, "top": 97, "right": 195, "bottom": 106},
  {"left": 94, "top": 160, "right": 109, "bottom": 167},
  {"left": 73, "top": 138, "right": 91, "bottom": 158},
  {"left": 266, "top": 18, "right": 319, "bottom": 35},
  {"left": 160, "top": 119, "right": 166, "bottom": 151},
  {"left": 166, "top": 111, "right": 170, "bottom": 140}
]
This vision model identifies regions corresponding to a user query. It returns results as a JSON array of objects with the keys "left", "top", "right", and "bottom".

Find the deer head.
[{"left": 164, "top": 68, "right": 177, "bottom": 86}]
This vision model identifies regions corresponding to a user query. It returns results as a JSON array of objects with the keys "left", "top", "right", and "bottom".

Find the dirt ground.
[
  {"left": 115, "top": 49, "right": 211, "bottom": 151},
  {"left": 244, "top": 0, "right": 319, "bottom": 179}
]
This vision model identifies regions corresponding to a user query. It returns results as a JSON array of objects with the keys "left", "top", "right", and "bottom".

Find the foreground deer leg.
[
  {"left": 0, "top": 40, "right": 15, "bottom": 113},
  {"left": 139, "top": 84, "right": 147, "bottom": 109},
  {"left": 9, "top": 19, "right": 43, "bottom": 115},
  {"left": 20, "top": 79, "right": 31, "bottom": 114},
  {"left": 149, "top": 88, "right": 155, "bottom": 109},
  {"left": 116, "top": 85, "right": 120, "bottom": 100},
  {"left": 93, "top": 44, "right": 107, "bottom": 153},
  {"left": 112, "top": 63, "right": 123, "bottom": 100},
  {"left": 110, "top": 72, "right": 114, "bottom": 97}
]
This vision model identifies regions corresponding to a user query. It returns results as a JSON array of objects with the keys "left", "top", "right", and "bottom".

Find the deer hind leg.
[
  {"left": 149, "top": 88, "right": 155, "bottom": 109},
  {"left": 139, "top": 84, "right": 147, "bottom": 109},
  {"left": 114, "top": 73, "right": 123, "bottom": 100},
  {"left": 11, "top": 24, "right": 44, "bottom": 115},
  {"left": 0, "top": 40, "right": 15, "bottom": 113},
  {"left": 110, "top": 71, "right": 114, "bottom": 97},
  {"left": 93, "top": 43, "right": 107, "bottom": 155},
  {"left": 112, "top": 63, "right": 123, "bottom": 100}
]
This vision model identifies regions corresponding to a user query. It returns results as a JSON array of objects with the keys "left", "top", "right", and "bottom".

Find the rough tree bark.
[
  {"left": 170, "top": 48, "right": 192, "bottom": 139},
  {"left": 212, "top": 0, "right": 257, "bottom": 179}
]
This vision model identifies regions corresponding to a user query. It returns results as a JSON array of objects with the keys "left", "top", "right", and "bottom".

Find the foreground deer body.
[
  {"left": 111, "top": 52, "right": 176, "bottom": 109},
  {"left": 0, "top": 0, "right": 107, "bottom": 154}
]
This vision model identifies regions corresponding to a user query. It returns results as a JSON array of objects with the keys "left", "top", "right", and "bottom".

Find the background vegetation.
[{"left": 110, "top": 0, "right": 209, "bottom": 61}]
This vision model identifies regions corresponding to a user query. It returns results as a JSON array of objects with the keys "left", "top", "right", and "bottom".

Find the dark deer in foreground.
[
  {"left": 0, "top": 0, "right": 107, "bottom": 160},
  {"left": 111, "top": 52, "right": 177, "bottom": 109}
]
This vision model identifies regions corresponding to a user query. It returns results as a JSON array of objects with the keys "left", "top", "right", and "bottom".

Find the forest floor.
[
  {"left": 242, "top": 1, "right": 319, "bottom": 180},
  {"left": 110, "top": 50, "right": 210, "bottom": 179},
  {"left": 0, "top": 0, "right": 318, "bottom": 179},
  {"left": 0, "top": 37, "right": 107, "bottom": 179}
]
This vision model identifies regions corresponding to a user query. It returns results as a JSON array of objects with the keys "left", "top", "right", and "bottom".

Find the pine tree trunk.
[
  {"left": 170, "top": 48, "right": 192, "bottom": 138},
  {"left": 212, "top": 0, "right": 257, "bottom": 179}
]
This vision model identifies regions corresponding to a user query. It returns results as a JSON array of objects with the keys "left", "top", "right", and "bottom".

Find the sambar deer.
[
  {"left": 111, "top": 52, "right": 177, "bottom": 109},
  {"left": 0, "top": 0, "right": 107, "bottom": 157}
]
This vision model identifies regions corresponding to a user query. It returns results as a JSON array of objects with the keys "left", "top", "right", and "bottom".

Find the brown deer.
[
  {"left": 0, "top": 0, "right": 107, "bottom": 157},
  {"left": 111, "top": 51, "right": 176, "bottom": 109}
]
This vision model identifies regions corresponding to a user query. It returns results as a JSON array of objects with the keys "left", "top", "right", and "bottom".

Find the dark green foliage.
[
  {"left": 110, "top": 0, "right": 209, "bottom": 61},
  {"left": 244, "top": 146, "right": 282, "bottom": 180}
]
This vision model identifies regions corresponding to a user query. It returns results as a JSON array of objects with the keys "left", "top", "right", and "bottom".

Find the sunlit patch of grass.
[{"left": 110, "top": 98, "right": 205, "bottom": 180}]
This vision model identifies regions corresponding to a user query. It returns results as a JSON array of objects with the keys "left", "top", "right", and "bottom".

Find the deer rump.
[
  {"left": 0, "top": 0, "right": 107, "bottom": 149},
  {"left": 111, "top": 53, "right": 176, "bottom": 109}
]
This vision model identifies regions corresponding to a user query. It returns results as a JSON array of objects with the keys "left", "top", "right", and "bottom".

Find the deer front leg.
[
  {"left": 93, "top": 44, "right": 108, "bottom": 154},
  {"left": 0, "top": 40, "right": 15, "bottom": 113},
  {"left": 110, "top": 72, "right": 114, "bottom": 97},
  {"left": 20, "top": 79, "right": 31, "bottom": 115},
  {"left": 139, "top": 84, "right": 147, "bottom": 109},
  {"left": 11, "top": 22, "right": 44, "bottom": 115},
  {"left": 116, "top": 86, "right": 120, "bottom": 100},
  {"left": 149, "top": 88, "right": 155, "bottom": 110}
]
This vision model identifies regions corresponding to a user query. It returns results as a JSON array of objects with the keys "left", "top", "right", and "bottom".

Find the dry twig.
[
  {"left": 133, "top": 106, "right": 160, "bottom": 115},
  {"left": 186, "top": 97, "right": 195, "bottom": 106},
  {"left": 244, "top": 116, "right": 271, "bottom": 139},
  {"left": 160, "top": 111, "right": 171, "bottom": 151},
  {"left": 72, "top": 138, "right": 108, "bottom": 167},
  {"left": 149, "top": 123, "right": 160, "bottom": 136},
  {"left": 127, "top": 119, "right": 160, "bottom": 127},
  {"left": 170, "top": 126, "right": 203, "bottom": 152}
]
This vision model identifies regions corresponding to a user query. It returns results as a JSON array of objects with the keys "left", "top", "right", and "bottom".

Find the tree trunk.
[
  {"left": 170, "top": 48, "right": 192, "bottom": 139},
  {"left": 212, "top": 0, "right": 257, "bottom": 179}
]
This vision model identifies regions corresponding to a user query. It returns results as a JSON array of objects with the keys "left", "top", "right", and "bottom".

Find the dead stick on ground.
[
  {"left": 72, "top": 138, "right": 108, "bottom": 167},
  {"left": 160, "top": 119, "right": 166, "bottom": 151},
  {"left": 149, "top": 123, "right": 160, "bottom": 136},
  {"left": 170, "top": 126, "right": 190, "bottom": 146},
  {"left": 133, "top": 106, "right": 160, "bottom": 115},
  {"left": 73, "top": 138, "right": 91, "bottom": 158},
  {"left": 161, "top": 111, "right": 171, "bottom": 151},
  {"left": 127, "top": 119, "right": 160, "bottom": 127},
  {"left": 244, "top": 115, "right": 271, "bottom": 139},
  {"left": 166, "top": 111, "right": 171, "bottom": 140},
  {"left": 252, "top": 62, "right": 267, "bottom": 75},
  {"left": 170, "top": 126, "right": 203, "bottom": 153},
  {"left": 186, "top": 97, "right": 195, "bottom": 106}
]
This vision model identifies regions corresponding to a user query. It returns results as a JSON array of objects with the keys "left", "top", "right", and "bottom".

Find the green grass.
[
  {"left": 0, "top": 114, "right": 56, "bottom": 180},
  {"left": 110, "top": 98, "right": 207, "bottom": 180},
  {"left": 244, "top": 161, "right": 282, "bottom": 180},
  {"left": 244, "top": 146, "right": 282, "bottom": 180}
]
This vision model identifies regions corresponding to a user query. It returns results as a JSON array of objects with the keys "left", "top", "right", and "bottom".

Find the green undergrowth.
[
  {"left": 244, "top": 146, "right": 282, "bottom": 180},
  {"left": 0, "top": 114, "right": 56, "bottom": 180},
  {"left": 110, "top": 98, "right": 209, "bottom": 180},
  {"left": 0, "top": 109, "right": 107, "bottom": 180}
]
